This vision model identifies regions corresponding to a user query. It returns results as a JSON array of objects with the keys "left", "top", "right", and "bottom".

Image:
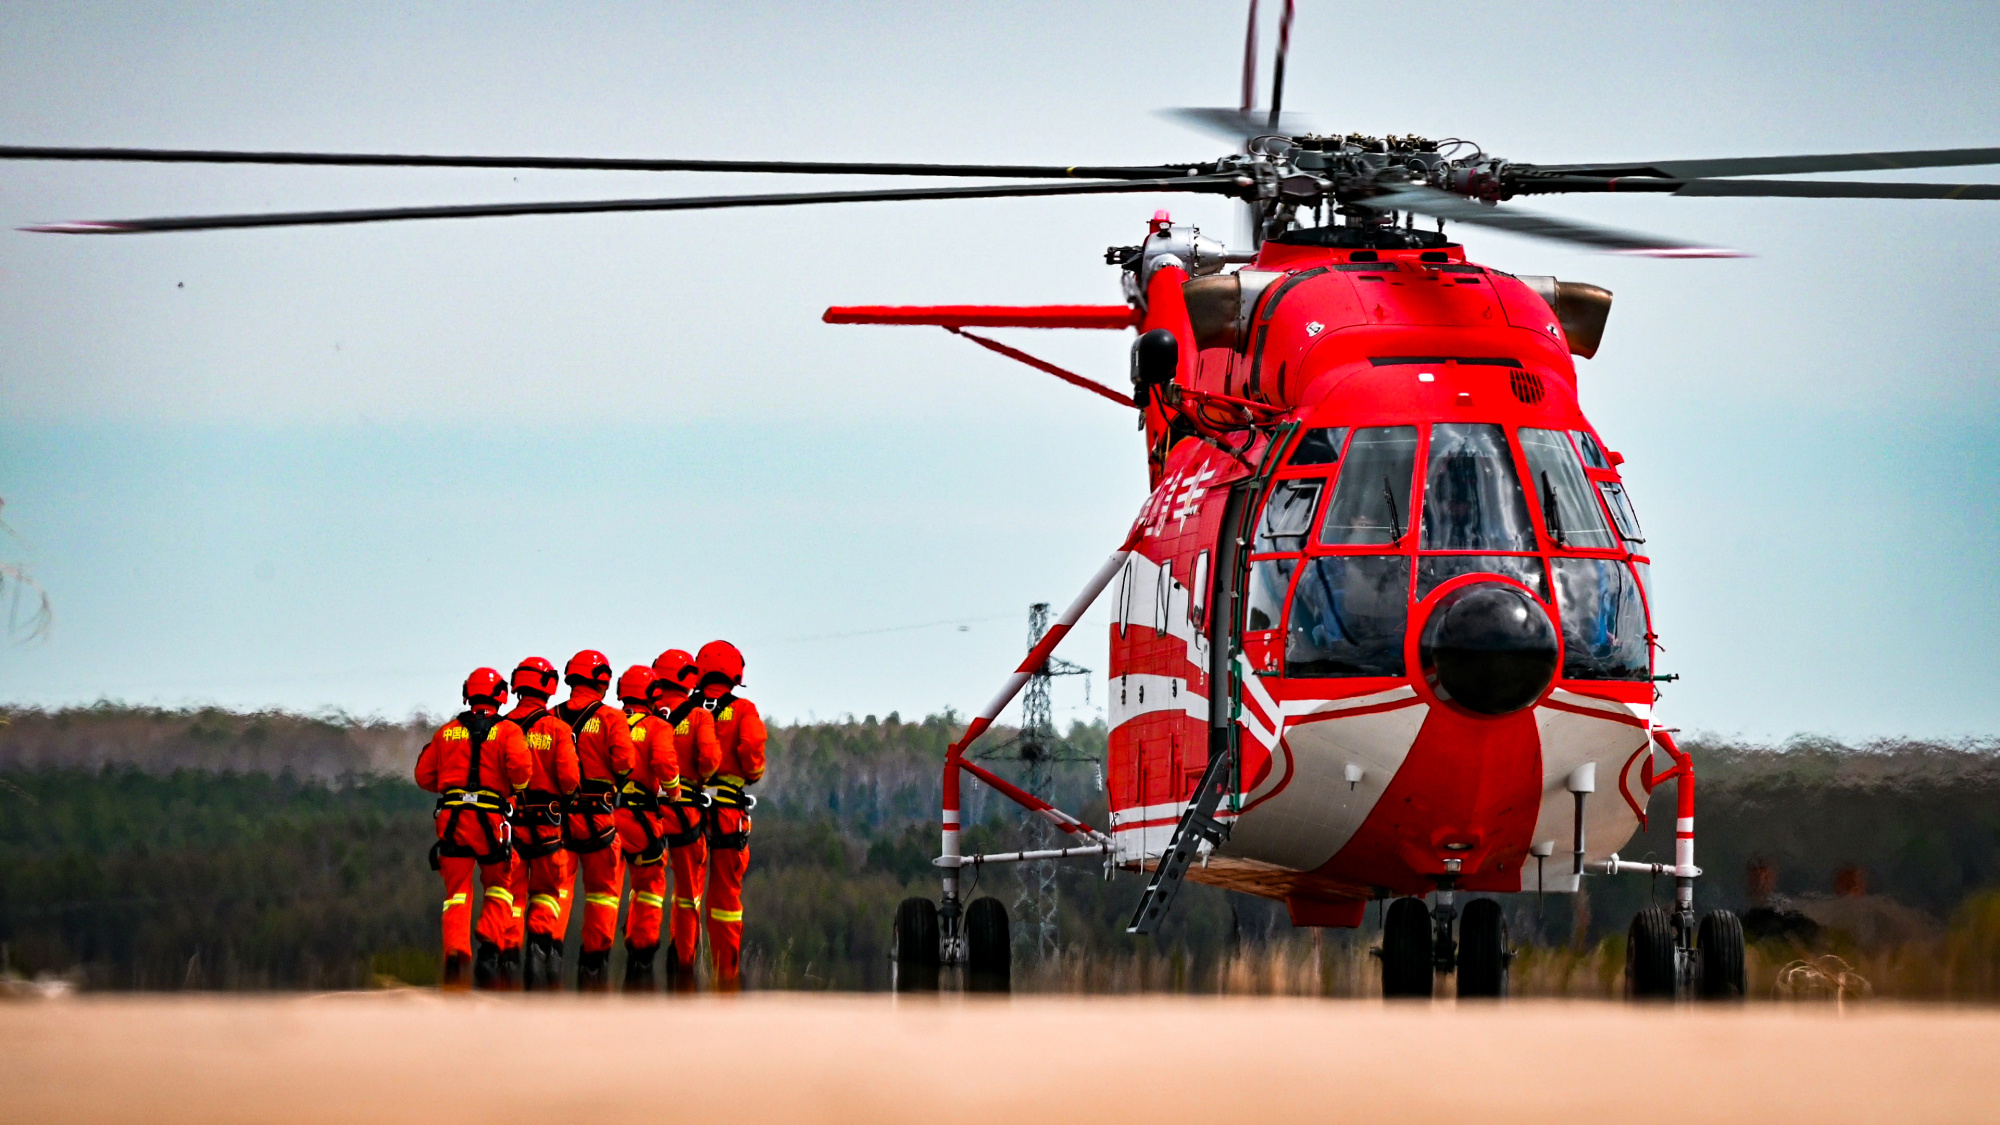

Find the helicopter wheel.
[
  {"left": 1625, "top": 907, "right": 1677, "bottom": 1000},
  {"left": 965, "top": 896, "right": 1012, "bottom": 993},
  {"left": 891, "top": 897, "right": 940, "bottom": 993},
  {"left": 1697, "top": 910, "right": 1747, "bottom": 1000},
  {"left": 1380, "top": 897, "right": 1434, "bottom": 998},
  {"left": 1456, "top": 898, "right": 1510, "bottom": 998}
]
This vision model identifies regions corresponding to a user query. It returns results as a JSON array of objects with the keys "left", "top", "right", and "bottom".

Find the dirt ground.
[{"left": 2, "top": 992, "right": 1992, "bottom": 1123}]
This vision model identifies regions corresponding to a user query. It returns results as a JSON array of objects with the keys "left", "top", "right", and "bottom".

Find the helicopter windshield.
[
  {"left": 1319, "top": 426, "right": 1418, "bottom": 546},
  {"left": 1286, "top": 556, "right": 1410, "bottom": 677},
  {"left": 1598, "top": 481, "right": 1646, "bottom": 545},
  {"left": 1519, "top": 427, "right": 1616, "bottom": 550},
  {"left": 1254, "top": 479, "right": 1324, "bottom": 553},
  {"left": 1288, "top": 426, "right": 1348, "bottom": 467},
  {"left": 1245, "top": 558, "right": 1297, "bottom": 632},
  {"left": 1416, "top": 554, "right": 1548, "bottom": 601},
  {"left": 1420, "top": 423, "right": 1536, "bottom": 551},
  {"left": 1552, "top": 558, "right": 1650, "bottom": 680}
]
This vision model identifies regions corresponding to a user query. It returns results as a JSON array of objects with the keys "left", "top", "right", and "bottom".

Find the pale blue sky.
[{"left": 0, "top": 2, "right": 1995, "bottom": 738}]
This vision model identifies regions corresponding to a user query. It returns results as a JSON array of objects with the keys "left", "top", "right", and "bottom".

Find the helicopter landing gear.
[
  {"left": 1626, "top": 906, "right": 1677, "bottom": 999},
  {"left": 1456, "top": 898, "right": 1511, "bottom": 998},
  {"left": 1697, "top": 909, "right": 1747, "bottom": 999},
  {"left": 1379, "top": 897, "right": 1434, "bottom": 997},
  {"left": 965, "top": 896, "right": 1012, "bottom": 993},
  {"left": 1376, "top": 893, "right": 1512, "bottom": 998},
  {"left": 891, "top": 897, "right": 940, "bottom": 992}
]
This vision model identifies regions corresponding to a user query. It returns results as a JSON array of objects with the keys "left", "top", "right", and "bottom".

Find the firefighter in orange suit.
[
  {"left": 414, "top": 668, "right": 532, "bottom": 989},
  {"left": 553, "top": 649, "right": 636, "bottom": 990},
  {"left": 614, "top": 665, "right": 680, "bottom": 991},
  {"left": 694, "top": 640, "right": 766, "bottom": 988},
  {"left": 500, "top": 656, "right": 581, "bottom": 990},
  {"left": 652, "top": 648, "right": 721, "bottom": 985}
]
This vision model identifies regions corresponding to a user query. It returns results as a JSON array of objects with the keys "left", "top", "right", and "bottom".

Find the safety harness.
[
  {"left": 701, "top": 692, "right": 755, "bottom": 851},
  {"left": 504, "top": 706, "right": 567, "bottom": 861},
  {"left": 657, "top": 694, "right": 712, "bottom": 847},
  {"left": 555, "top": 699, "right": 623, "bottom": 855},
  {"left": 428, "top": 710, "right": 514, "bottom": 870},
  {"left": 619, "top": 710, "right": 668, "bottom": 865}
]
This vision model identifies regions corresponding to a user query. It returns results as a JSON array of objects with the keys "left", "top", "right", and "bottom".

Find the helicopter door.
[{"left": 1206, "top": 483, "right": 1255, "bottom": 787}]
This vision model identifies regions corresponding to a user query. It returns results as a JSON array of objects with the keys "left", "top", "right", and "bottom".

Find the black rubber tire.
[
  {"left": 1697, "top": 910, "right": 1747, "bottom": 1000},
  {"left": 1457, "top": 898, "right": 1509, "bottom": 998},
  {"left": 892, "top": 896, "right": 940, "bottom": 992},
  {"left": 1381, "top": 897, "right": 1434, "bottom": 998},
  {"left": 1626, "top": 906, "right": 1677, "bottom": 1000},
  {"left": 965, "top": 896, "right": 1012, "bottom": 993}
]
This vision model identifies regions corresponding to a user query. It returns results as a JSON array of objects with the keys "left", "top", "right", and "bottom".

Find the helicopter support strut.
[{"left": 889, "top": 539, "right": 1135, "bottom": 990}]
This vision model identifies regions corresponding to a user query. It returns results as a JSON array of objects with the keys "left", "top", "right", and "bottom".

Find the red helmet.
[
  {"left": 462, "top": 667, "right": 508, "bottom": 708},
  {"left": 511, "top": 656, "right": 558, "bottom": 700},
  {"left": 695, "top": 640, "right": 744, "bottom": 691},
  {"left": 652, "top": 649, "right": 698, "bottom": 695},
  {"left": 616, "top": 664, "right": 659, "bottom": 705},
  {"left": 564, "top": 649, "right": 612, "bottom": 689}
]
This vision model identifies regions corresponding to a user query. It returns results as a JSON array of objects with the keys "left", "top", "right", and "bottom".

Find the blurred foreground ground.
[{"left": 2, "top": 993, "right": 1993, "bottom": 1123}]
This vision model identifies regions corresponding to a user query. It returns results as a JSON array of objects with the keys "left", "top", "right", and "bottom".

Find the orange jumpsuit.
[
  {"left": 414, "top": 711, "right": 531, "bottom": 970},
  {"left": 660, "top": 694, "right": 722, "bottom": 977},
  {"left": 501, "top": 702, "right": 581, "bottom": 952},
  {"left": 554, "top": 690, "right": 636, "bottom": 961},
  {"left": 617, "top": 706, "right": 680, "bottom": 958},
  {"left": 702, "top": 693, "right": 767, "bottom": 985}
]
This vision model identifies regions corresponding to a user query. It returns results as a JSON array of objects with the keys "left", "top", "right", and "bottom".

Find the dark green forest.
[{"left": 2, "top": 705, "right": 1997, "bottom": 992}]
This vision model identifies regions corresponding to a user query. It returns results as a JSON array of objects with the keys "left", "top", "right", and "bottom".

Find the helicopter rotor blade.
[
  {"left": 0, "top": 144, "right": 1204, "bottom": 181},
  {"left": 1672, "top": 178, "right": 2000, "bottom": 200},
  {"left": 19, "top": 175, "right": 1241, "bottom": 234},
  {"left": 1367, "top": 183, "right": 1742, "bottom": 258},
  {"left": 1528, "top": 146, "right": 2000, "bottom": 181},
  {"left": 1240, "top": 0, "right": 1260, "bottom": 116},
  {"left": 1267, "top": 0, "right": 1296, "bottom": 130}
]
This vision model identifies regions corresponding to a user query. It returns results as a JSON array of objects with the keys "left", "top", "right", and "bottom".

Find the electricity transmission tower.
[{"left": 974, "top": 602, "right": 1093, "bottom": 963}]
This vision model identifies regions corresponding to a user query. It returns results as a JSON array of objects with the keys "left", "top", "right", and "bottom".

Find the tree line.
[{"left": 1, "top": 704, "right": 1996, "bottom": 992}]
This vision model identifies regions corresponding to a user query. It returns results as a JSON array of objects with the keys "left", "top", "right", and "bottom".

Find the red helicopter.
[{"left": 8, "top": 0, "right": 1998, "bottom": 999}]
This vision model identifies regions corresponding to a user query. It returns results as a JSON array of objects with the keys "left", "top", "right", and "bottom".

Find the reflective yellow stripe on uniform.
[
  {"left": 485, "top": 887, "right": 515, "bottom": 904},
  {"left": 442, "top": 893, "right": 468, "bottom": 911},
  {"left": 716, "top": 774, "right": 746, "bottom": 788},
  {"left": 584, "top": 893, "right": 621, "bottom": 909},
  {"left": 531, "top": 894, "right": 561, "bottom": 912},
  {"left": 708, "top": 907, "right": 743, "bottom": 922},
  {"left": 674, "top": 897, "right": 701, "bottom": 909},
  {"left": 634, "top": 892, "right": 665, "bottom": 909}
]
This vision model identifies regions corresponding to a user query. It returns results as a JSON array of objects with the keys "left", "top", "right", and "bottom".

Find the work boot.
[
  {"left": 524, "top": 935, "right": 557, "bottom": 991},
  {"left": 665, "top": 947, "right": 698, "bottom": 993},
  {"left": 496, "top": 947, "right": 522, "bottom": 991},
  {"left": 623, "top": 943, "right": 658, "bottom": 993},
  {"left": 442, "top": 953, "right": 471, "bottom": 990},
  {"left": 472, "top": 941, "right": 502, "bottom": 990},
  {"left": 576, "top": 948, "right": 611, "bottom": 993}
]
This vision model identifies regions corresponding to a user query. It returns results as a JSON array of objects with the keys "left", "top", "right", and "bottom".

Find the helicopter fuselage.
[{"left": 1105, "top": 225, "right": 1656, "bottom": 924}]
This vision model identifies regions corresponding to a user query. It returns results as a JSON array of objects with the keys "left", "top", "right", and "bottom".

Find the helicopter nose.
[{"left": 1418, "top": 582, "right": 1559, "bottom": 716}]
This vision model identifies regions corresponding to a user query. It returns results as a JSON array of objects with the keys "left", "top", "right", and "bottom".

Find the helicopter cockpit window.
[
  {"left": 1245, "top": 558, "right": 1296, "bottom": 632},
  {"left": 1519, "top": 427, "right": 1617, "bottom": 550},
  {"left": 1416, "top": 554, "right": 1549, "bottom": 601},
  {"left": 1288, "top": 426, "right": 1349, "bottom": 467},
  {"left": 1318, "top": 426, "right": 1418, "bottom": 546},
  {"left": 1287, "top": 556, "right": 1411, "bottom": 677},
  {"left": 1254, "top": 479, "right": 1324, "bottom": 554},
  {"left": 1570, "top": 430, "right": 1610, "bottom": 470},
  {"left": 1419, "top": 423, "right": 1536, "bottom": 552},
  {"left": 1552, "top": 558, "right": 1650, "bottom": 680},
  {"left": 1598, "top": 481, "right": 1646, "bottom": 545}
]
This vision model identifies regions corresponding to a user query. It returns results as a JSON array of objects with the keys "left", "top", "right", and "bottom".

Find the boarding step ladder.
[{"left": 1125, "top": 739, "right": 1236, "bottom": 934}]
